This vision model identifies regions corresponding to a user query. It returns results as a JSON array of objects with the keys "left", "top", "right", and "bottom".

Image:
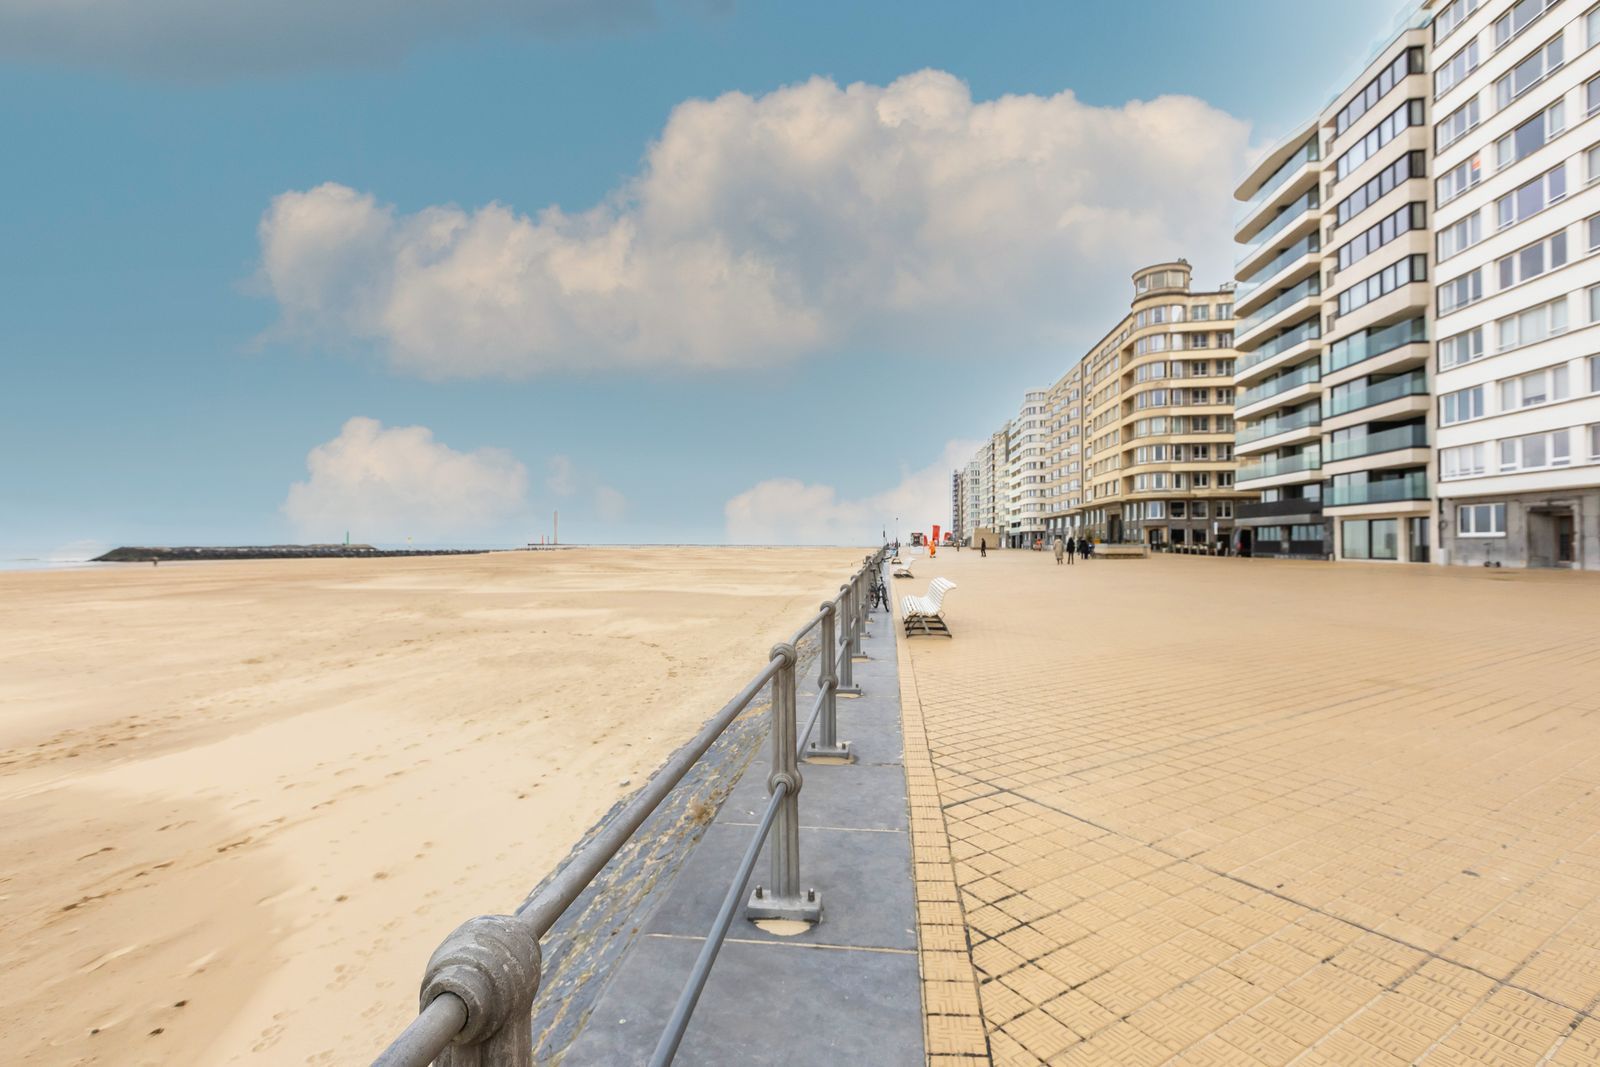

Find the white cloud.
[
  {"left": 724, "top": 440, "right": 979, "bottom": 546},
  {"left": 257, "top": 71, "right": 1253, "bottom": 380},
  {"left": 546, "top": 454, "right": 578, "bottom": 497},
  {"left": 594, "top": 486, "right": 628, "bottom": 522},
  {"left": 0, "top": 0, "right": 654, "bottom": 78},
  {"left": 282, "top": 417, "right": 529, "bottom": 542}
]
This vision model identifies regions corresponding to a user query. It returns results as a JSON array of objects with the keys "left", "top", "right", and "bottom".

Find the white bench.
[
  {"left": 891, "top": 558, "right": 915, "bottom": 578},
  {"left": 901, "top": 577, "right": 956, "bottom": 637}
]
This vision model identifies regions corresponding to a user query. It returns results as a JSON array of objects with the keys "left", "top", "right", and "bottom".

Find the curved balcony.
[
  {"left": 1321, "top": 316, "right": 1428, "bottom": 376},
  {"left": 1236, "top": 137, "right": 1322, "bottom": 237},
  {"left": 1236, "top": 189, "right": 1321, "bottom": 273},
  {"left": 1236, "top": 404, "right": 1322, "bottom": 448},
  {"left": 1237, "top": 320, "right": 1322, "bottom": 376},
  {"left": 1327, "top": 423, "right": 1427, "bottom": 463},
  {"left": 1239, "top": 362, "right": 1321, "bottom": 410},
  {"left": 1234, "top": 235, "right": 1320, "bottom": 313},
  {"left": 1236, "top": 277, "right": 1323, "bottom": 349}
]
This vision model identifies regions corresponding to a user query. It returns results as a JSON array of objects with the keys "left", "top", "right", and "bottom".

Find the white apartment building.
[
  {"left": 1006, "top": 390, "right": 1050, "bottom": 547},
  {"left": 1427, "top": 0, "right": 1600, "bottom": 568}
]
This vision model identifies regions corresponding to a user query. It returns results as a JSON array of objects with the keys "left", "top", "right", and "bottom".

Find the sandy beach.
[{"left": 0, "top": 547, "right": 861, "bottom": 1065}]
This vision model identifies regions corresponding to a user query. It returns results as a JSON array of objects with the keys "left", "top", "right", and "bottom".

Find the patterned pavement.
[{"left": 894, "top": 551, "right": 1600, "bottom": 1066}]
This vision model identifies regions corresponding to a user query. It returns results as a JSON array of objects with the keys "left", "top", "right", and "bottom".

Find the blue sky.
[{"left": 0, "top": 0, "right": 1411, "bottom": 556}]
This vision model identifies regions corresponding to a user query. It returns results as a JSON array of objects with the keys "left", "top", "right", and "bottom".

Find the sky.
[{"left": 0, "top": 0, "right": 1413, "bottom": 557}]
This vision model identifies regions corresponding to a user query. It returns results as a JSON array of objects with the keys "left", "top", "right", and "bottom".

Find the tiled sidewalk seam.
[{"left": 896, "top": 598, "right": 992, "bottom": 1065}]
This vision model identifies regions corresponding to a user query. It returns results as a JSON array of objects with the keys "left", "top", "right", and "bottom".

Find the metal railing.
[{"left": 372, "top": 547, "right": 889, "bottom": 1067}]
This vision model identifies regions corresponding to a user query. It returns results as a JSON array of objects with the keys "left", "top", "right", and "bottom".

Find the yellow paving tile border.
[{"left": 896, "top": 600, "right": 992, "bottom": 1063}]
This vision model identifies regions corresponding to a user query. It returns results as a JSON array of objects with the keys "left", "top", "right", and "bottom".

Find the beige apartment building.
[{"left": 1232, "top": 18, "right": 1437, "bottom": 562}]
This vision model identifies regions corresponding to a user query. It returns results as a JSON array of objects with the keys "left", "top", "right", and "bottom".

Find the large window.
[
  {"left": 1437, "top": 97, "right": 1481, "bottom": 152},
  {"left": 1439, "top": 327, "right": 1485, "bottom": 369},
  {"left": 1343, "top": 519, "right": 1399, "bottom": 560},
  {"left": 1494, "top": 35, "right": 1564, "bottom": 110},
  {"left": 1437, "top": 211, "right": 1481, "bottom": 261},
  {"left": 1437, "top": 39, "right": 1481, "bottom": 97},
  {"left": 1344, "top": 151, "right": 1426, "bottom": 225},
  {"left": 1458, "top": 503, "right": 1506, "bottom": 536},
  {"left": 1337, "top": 47, "right": 1426, "bottom": 135},
  {"left": 1339, "top": 202, "right": 1425, "bottom": 272},
  {"left": 1337, "top": 255, "right": 1425, "bottom": 317},
  {"left": 1436, "top": 0, "right": 1483, "bottom": 43},
  {"left": 1496, "top": 298, "right": 1568, "bottom": 352},
  {"left": 1442, "top": 444, "right": 1488, "bottom": 479},
  {"left": 1493, "top": 0, "right": 1559, "bottom": 49},
  {"left": 1496, "top": 164, "right": 1566, "bottom": 229},
  {"left": 1497, "top": 101, "right": 1566, "bottom": 169},
  {"left": 1437, "top": 154, "right": 1483, "bottom": 207},
  {"left": 1338, "top": 100, "right": 1426, "bottom": 180},
  {"left": 1499, "top": 364, "right": 1570, "bottom": 409},
  {"left": 1498, "top": 429, "right": 1571, "bottom": 471},
  {"left": 1438, "top": 269, "right": 1483, "bottom": 315},
  {"left": 1441, "top": 385, "right": 1485, "bottom": 425},
  {"left": 1497, "top": 230, "right": 1567, "bottom": 289}
]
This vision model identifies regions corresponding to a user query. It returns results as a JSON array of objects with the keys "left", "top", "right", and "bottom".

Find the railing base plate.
[
  {"left": 835, "top": 685, "right": 863, "bottom": 697},
  {"left": 746, "top": 890, "right": 823, "bottom": 924},
  {"left": 803, "top": 741, "right": 855, "bottom": 764}
]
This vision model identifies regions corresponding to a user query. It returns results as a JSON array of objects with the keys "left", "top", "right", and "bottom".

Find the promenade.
[{"left": 895, "top": 551, "right": 1600, "bottom": 1065}]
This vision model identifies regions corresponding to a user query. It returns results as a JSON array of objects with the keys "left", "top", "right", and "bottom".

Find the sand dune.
[{"left": 0, "top": 547, "right": 861, "bottom": 1065}]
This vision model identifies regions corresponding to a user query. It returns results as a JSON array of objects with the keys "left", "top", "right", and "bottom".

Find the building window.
[
  {"left": 1343, "top": 151, "right": 1425, "bottom": 224},
  {"left": 1437, "top": 97, "right": 1481, "bottom": 152},
  {"left": 1341, "top": 202, "right": 1426, "bottom": 271},
  {"left": 1494, "top": 35, "right": 1564, "bottom": 110},
  {"left": 1496, "top": 101, "right": 1565, "bottom": 169},
  {"left": 1458, "top": 503, "right": 1507, "bottom": 536},
  {"left": 1441, "top": 385, "right": 1485, "bottom": 425},
  {"left": 1437, "top": 210, "right": 1481, "bottom": 261},
  {"left": 1339, "top": 100, "right": 1426, "bottom": 181},
  {"left": 1493, "top": 0, "right": 1559, "bottom": 50},
  {"left": 1438, "top": 269, "right": 1483, "bottom": 314},
  {"left": 1498, "top": 429, "right": 1571, "bottom": 471},
  {"left": 1591, "top": 354, "right": 1600, "bottom": 391},
  {"left": 1438, "top": 39, "right": 1481, "bottom": 97},
  {"left": 1343, "top": 519, "right": 1399, "bottom": 560},
  {"left": 1495, "top": 164, "right": 1566, "bottom": 230},
  {"left": 1436, "top": 0, "right": 1483, "bottom": 43},
  {"left": 1439, "top": 327, "right": 1485, "bottom": 370},
  {"left": 1338, "top": 254, "right": 1425, "bottom": 317},
  {"left": 1437, "top": 154, "right": 1483, "bottom": 208},
  {"left": 1499, "top": 364, "right": 1570, "bottom": 410},
  {"left": 1337, "top": 47, "right": 1426, "bottom": 135},
  {"left": 1291, "top": 524, "right": 1322, "bottom": 542},
  {"left": 1589, "top": 76, "right": 1600, "bottom": 118},
  {"left": 1441, "top": 443, "right": 1487, "bottom": 479},
  {"left": 1497, "top": 230, "right": 1567, "bottom": 289},
  {"left": 1495, "top": 297, "right": 1568, "bottom": 352}
]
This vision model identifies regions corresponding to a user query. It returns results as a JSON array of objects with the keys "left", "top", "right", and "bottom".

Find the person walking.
[
  {"left": 1053, "top": 536, "right": 1065, "bottom": 565},
  {"left": 1078, "top": 536, "right": 1091, "bottom": 561},
  {"left": 979, "top": 537, "right": 987, "bottom": 558}
]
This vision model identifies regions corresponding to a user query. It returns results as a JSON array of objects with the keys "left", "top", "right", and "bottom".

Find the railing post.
[
  {"left": 805, "top": 600, "right": 852, "bottom": 762},
  {"left": 422, "top": 914, "right": 541, "bottom": 1067},
  {"left": 747, "top": 643, "right": 822, "bottom": 923},
  {"left": 835, "top": 585, "right": 861, "bottom": 696}
]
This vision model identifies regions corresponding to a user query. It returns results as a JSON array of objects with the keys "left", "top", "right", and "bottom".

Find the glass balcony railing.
[
  {"left": 1326, "top": 370, "right": 1428, "bottom": 418},
  {"left": 1239, "top": 362, "right": 1321, "bottom": 408},
  {"left": 1238, "top": 447, "right": 1322, "bottom": 482},
  {"left": 1236, "top": 404, "right": 1322, "bottom": 445},
  {"left": 1238, "top": 320, "right": 1321, "bottom": 372},
  {"left": 1322, "top": 316, "right": 1427, "bottom": 375},
  {"left": 1238, "top": 188, "right": 1320, "bottom": 264},
  {"left": 1235, "top": 235, "right": 1320, "bottom": 303},
  {"left": 1238, "top": 137, "right": 1321, "bottom": 223},
  {"left": 1327, "top": 423, "right": 1428, "bottom": 462},
  {"left": 1327, "top": 471, "right": 1429, "bottom": 506},
  {"left": 1238, "top": 276, "right": 1322, "bottom": 336}
]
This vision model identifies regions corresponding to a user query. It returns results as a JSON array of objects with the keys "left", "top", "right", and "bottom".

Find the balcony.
[
  {"left": 1235, "top": 234, "right": 1320, "bottom": 307},
  {"left": 1237, "top": 188, "right": 1320, "bottom": 266},
  {"left": 1237, "top": 276, "right": 1321, "bottom": 339},
  {"left": 1238, "top": 497, "right": 1324, "bottom": 522},
  {"left": 1238, "top": 320, "right": 1321, "bottom": 372},
  {"left": 1326, "top": 371, "right": 1428, "bottom": 418},
  {"left": 1237, "top": 405, "right": 1322, "bottom": 446},
  {"left": 1326, "top": 471, "right": 1429, "bottom": 507},
  {"left": 1239, "top": 362, "right": 1321, "bottom": 409},
  {"left": 1327, "top": 423, "right": 1427, "bottom": 462},
  {"left": 1238, "top": 448, "right": 1322, "bottom": 483},
  {"left": 1237, "top": 137, "right": 1321, "bottom": 228},
  {"left": 1322, "top": 316, "right": 1427, "bottom": 376}
]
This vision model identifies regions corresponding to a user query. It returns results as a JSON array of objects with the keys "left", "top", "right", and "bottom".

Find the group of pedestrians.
[{"left": 1052, "top": 536, "right": 1092, "bottom": 565}]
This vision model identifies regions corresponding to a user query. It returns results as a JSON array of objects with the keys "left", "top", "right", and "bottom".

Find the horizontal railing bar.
[
  {"left": 795, "top": 681, "right": 835, "bottom": 757},
  {"left": 786, "top": 605, "right": 830, "bottom": 649},
  {"left": 648, "top": 782, "right": 788, "bottom": 1067},
  {"left": 371, "top": 992, "right": 467, "bottom": 1067},
  {"left": 513, "top": 654, "right": 785, "bottom": 935}
]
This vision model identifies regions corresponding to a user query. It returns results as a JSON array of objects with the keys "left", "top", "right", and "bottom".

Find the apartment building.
[
  {"left": 1041, "top": 363, "right": 1087, "bottom": 540},
  {"left": 962, "top": 425, "right": 1011, "bottom": 546},
  {"left": 1427, "top": 0, "right": 1600, "bottom": 569},
  {"left": 1005, "top": 390, "right": 1050, "bottom": 547},
  {"left": 1073, "top": 262, "right": 1249, "bottom": 548},
  {"left": 950, "top": 469, "right": 966, "bottom": 544},
  {"left": 1232, "top": 19, "right": 1437, "bottom": 563}
]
